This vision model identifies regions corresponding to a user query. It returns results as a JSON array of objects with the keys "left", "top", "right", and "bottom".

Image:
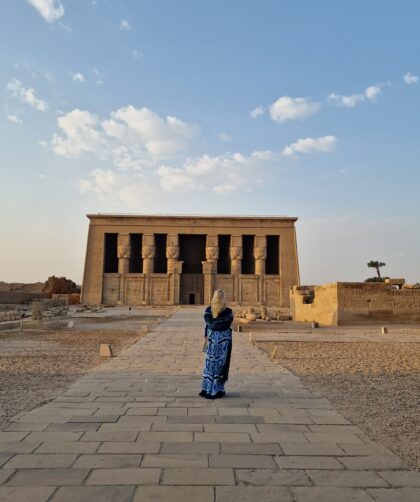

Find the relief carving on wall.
[
  {"left": 166, "top": 245, "right": 179, "bottom": 259},
  {"left": 230, "top": 246, "right": 243, "bottom": 260},
  {"left": 142, "top": 245, "right": 155, "bottom": 259},
  {"left": 117, "top": 244, "right": 131, "bottom": 259},
  {"left": 206, "top": 246, "right": 219, "bottom": 261},
  {"left": 254, "top": 246, "right": 267, "bottom": 260}
]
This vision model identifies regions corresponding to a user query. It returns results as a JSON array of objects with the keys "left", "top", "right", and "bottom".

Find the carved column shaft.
[
  {"left": 142, "top": 235, "right": 155, "bottom": 305},
  {"left": 230, "top": 236, "right": 242, "bottom": 304},
  {"left": 166, "top": 235, "right": 181, "bottom": 305},
  {"left": 254, "top": 236, "right": 267, "bottom": 304},
  {"left": 204, "top": 236, "right": 218, "bottom": 304},
  {"left": 117, "top": 234, "right": 130, "bottom": 303},
  {"left": 142, "top": 235, "right": 155, "bottom": 275}
]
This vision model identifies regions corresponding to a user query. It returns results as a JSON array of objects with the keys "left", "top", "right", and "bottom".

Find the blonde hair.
[{"left": 211, "top": 289, "right": 226, "bottom": 318}]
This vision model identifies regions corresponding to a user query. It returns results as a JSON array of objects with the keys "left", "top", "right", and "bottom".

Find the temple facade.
[{"left": 81, "top": 215, "right": 300, "bottom": 307}]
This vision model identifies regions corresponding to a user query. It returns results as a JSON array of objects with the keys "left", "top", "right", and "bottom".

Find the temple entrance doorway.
[{"left": 179, "top": 234, "right": 206, "bottom": 304}]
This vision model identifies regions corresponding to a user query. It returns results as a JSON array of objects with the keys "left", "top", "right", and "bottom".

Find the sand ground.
[
  {"left": 0, "top": 306, "right": 175, "bottom": 429},
  {"left": 258, "top": 339, "right": 420, "bottom": 471}
]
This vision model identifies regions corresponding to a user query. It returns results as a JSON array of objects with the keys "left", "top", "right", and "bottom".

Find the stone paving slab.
[{"left": 0, "top": 307, "right": 418, "bottom": 501}]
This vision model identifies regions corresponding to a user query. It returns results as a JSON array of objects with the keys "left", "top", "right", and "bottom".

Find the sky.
[{"left": 1, "top": 0, "right": 419, "bottom": 285}]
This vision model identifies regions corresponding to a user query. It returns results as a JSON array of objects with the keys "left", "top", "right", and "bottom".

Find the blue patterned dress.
[{"left": 201, "top": 307, "right": 233, "bottom": 398}]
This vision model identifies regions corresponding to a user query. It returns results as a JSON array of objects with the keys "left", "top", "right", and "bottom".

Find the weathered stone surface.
[
  {"left": 292, "top": 487, "right": 375, "bottom": 501},
  {"left": 0, "top": 487, "right": 55, "bottom": 502},
  {"left": 4, "top": 454, "right": 77, "bottom": 469},
  {"left": 209, "top": 454, "right": 276, "bottom": 468},
  {"left": 377, "top": 471, "right": 420, "bottom": 487},
  {"left": 6, "top": 468, "right": 90, "bottom": 486},
  {"left": 306, "top": 470, "right": 388, "bottom": 487},
  {"left": 275, "top": 456, "right": 344, "bottom": 470},
  {"left": 216, "top": 486, "right": 294, "bottom": 502},
  {"left": 86, "top": 468, "right": 161, "bottom": 485},
  {"left": 339, "top": 456, "right": 406, "bottom": 470},
  {"left": 50, "top": 486, "right": 134, "bottom": 502},
  {"left": 73, "top": 454, "right": 142, "bottom": 468},
  {"left": 132, "top": 486, "right": 214, "bottom": 502},
  {"left": 163, "top": 468, "right": 235, "bottom": 485},
  {"left": 236, "top": 468, "right": 309, "bottom": 486},
  {"left": 367, "top": 488, "right": 420, "bottom": 502}
]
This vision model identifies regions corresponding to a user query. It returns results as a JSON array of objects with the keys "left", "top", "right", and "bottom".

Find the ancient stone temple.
[{"left": 81, "top": 215, "right": 300, "bottom": 307}]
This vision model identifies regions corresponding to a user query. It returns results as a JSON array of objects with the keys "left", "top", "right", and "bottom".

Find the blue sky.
[{"left": 1, "top": 0, "right": 419, "bottom": 284}]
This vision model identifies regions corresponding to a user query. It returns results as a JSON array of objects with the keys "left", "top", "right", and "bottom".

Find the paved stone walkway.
[{"left": 0, "top": 307, "right": 419, "bottom": 501}]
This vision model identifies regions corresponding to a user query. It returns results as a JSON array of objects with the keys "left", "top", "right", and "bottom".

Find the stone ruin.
[
  {"left": 42, "top": 276, "right": 80, "bottom": 295},
  {"left": 290, "top": 280, "right": 420, "bottom": 326},
  {"left": 236, "top": 306, "right": 290, "bottom": 322}
]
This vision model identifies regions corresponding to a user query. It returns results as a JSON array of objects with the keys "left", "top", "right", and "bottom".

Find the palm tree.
[{"left": 367, "top": 260, "right": 386, "bottom": 280}]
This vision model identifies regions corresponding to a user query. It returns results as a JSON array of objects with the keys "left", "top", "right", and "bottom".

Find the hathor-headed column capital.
[{"left": 206, "top": 246, "right": 219, "bottom": 261}]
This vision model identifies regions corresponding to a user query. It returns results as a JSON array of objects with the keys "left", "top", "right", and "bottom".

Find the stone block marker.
[
  {"left": 99, "top": 343, "right": 113, "bottom": 357},
  {"left": 0, "top": 307, "right": 418, "bottom": 502}
]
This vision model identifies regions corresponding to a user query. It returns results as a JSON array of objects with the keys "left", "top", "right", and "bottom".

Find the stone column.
[
  {"left": 279, "top": 227, "right": 300, "bottom": 308},
  {"left": 203, "top": 236, "right": 218, "bottom": 304},
  {"left": 117, "top": 234, "right": 130, "bottom": 304},
  {"left": 142, "top": 235, "right": 155, "bottom": 305},
  {"left": 166, "top": 235, "right": 182, "bottom": 305},
  {"left": 254, "top": 236, "right": 267, "bottom": 305},
  {"left": 230, "top": 236, "right": 242, "bottom": 304}
]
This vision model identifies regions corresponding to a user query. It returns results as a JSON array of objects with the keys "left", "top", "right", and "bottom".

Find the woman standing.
[{"left": 200, "top": 289, "right": 233, "bottom": 399}]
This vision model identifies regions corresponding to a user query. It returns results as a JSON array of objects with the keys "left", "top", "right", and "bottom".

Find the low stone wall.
[
  {"left": 291, "top": 282, "right": 420, "bottom": 326},
  {"left": 0, "top": 292, "right": 49, "bottom": 305}
]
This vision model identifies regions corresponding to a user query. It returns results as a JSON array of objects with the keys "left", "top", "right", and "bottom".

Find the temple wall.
[
  {"left": 291, "top": 284, "right": 339, "bottom": 326},
  {"left": 291, "top": 282, "right": 420, "bottom": 326},
  {"left": 81, "top": 215, "right": 300, "bottom": 307}
]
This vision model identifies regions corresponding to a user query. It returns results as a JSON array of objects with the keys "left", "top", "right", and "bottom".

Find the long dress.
[{"left": 201, "top": 306, "right": 233, "bottom": 398}]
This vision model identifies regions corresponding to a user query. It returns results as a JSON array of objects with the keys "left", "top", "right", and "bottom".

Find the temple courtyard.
[{"left": 0, "top": 307, "right": 419, "bottom": 501}]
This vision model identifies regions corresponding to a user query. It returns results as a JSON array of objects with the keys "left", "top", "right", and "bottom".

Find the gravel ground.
[
  {"left": 0, "top": 329, "right": 144, "bottom": 429},
  {"left": 259, "top": 340, "right": 420, "bottom": 471}
]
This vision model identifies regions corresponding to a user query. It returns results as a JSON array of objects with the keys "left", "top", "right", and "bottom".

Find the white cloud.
[
  {"left": 119, "top": 19, "right": 131, "bottom": 31},
  {"left": 282, "top": 135, "right": 337, "bottom": 157},
  {"left": 6, "top": 79, "right": 48, "bottom": 111},
  {"left": 365, "top": 85, "right": 382, "bottom": 100},
  {"left": 328, "top": 84, "right": 383, "bottom": 107},
  {"left": 269, "top": 96, "right": 320, "bottom": 122},
  {"left": 218, "top": 132, "right": 232, "bottom": 142},
  {"left": 7, "top": 114, "right": 23, "bottom": 124},
  {"left": 72, "top": 72, "right": 85, "bottom": 83},
  {"left": 78, "top": 149, "right": 276, "bottom": 207},
  {"left": 157, "top": 150, "right": 274, "bottom": 194},
  {"left": 51, "top": 105, "right": 199, "bottom": 166},
  {"left": 250, "top": 105, "right": 264, "bottom": 118},
  {"left": 404, "top": 72, "right": 418, "bottom": 85},
  {"left": 52, "top": 109, "right": 103, "bottom": 157},
  {"left": 28, "top": 0, "right": 64, "bottom": 23}
]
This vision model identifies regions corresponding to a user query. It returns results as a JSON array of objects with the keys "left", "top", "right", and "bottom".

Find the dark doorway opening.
[
  {"left": 218, "top": 235, "right": 231, "bottom": 274},
  {"left": 129, "top": 234, "right": 143, "bottom": 273},
  {"left": 104, "top": 233, "right": 118, "bottom": 273},
  {"left": 179, "top": 234, "right": 206, "bottom": 304},
  {"left": 266, "top": 235, "right": 279, "bottom": 274},
  {"left": 242, "top": 235, "right": 255, "bottom": 274},
  {"left": 154, "top": 234, "right": 167, "bottom": 273}
]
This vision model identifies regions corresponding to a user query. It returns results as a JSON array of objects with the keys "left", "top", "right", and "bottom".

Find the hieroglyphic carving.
[
  {"left": 142, "top": 245, "right": 155, "bottom": 259},
  {"left": 117, "top": 244, "right": 131, "bottom": 259}
]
